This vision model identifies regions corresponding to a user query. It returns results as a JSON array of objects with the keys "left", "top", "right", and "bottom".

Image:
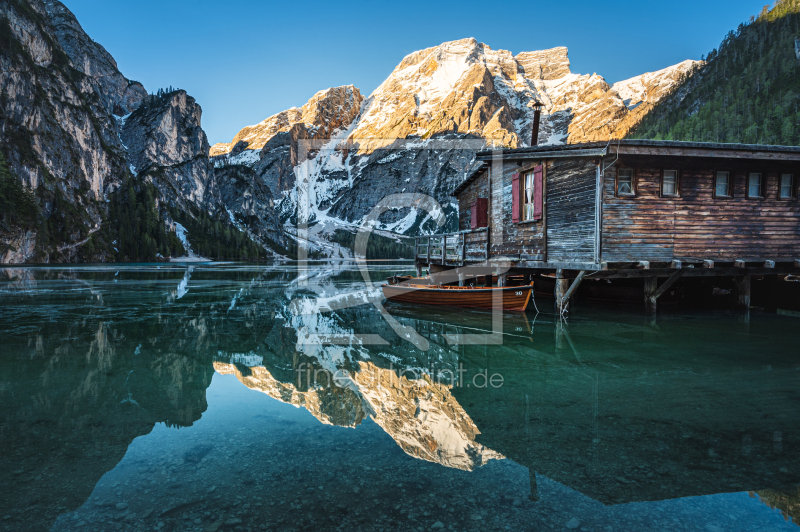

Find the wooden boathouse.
[{"left": 414, "top": 139, "right": 800, "bottom": 312}]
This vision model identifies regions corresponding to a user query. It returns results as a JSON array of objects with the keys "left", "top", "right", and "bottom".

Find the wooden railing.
[{"left": 414, "top": 227, "right": 490, "bottom": 265}]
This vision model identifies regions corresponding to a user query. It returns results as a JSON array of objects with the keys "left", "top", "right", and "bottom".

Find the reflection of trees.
[
  {"left": 0, "top": 266, "right": 291, "bottom": 531},
  {"left": 754, "top": 488, "right": 800, "bottom": 527},
  {"left": 1, "top": 264, "right": 485, "bottom": 529}
]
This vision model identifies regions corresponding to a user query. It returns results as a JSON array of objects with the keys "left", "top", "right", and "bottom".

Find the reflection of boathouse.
[{"left": 419, "top": 140, "right": 800, "bottom": 312}]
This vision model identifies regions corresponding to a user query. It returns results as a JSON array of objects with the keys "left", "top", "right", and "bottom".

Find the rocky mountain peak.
[
  {"left": 350, "top": 38, "right": 526, "bottom": 150},
  {"left": 1, "top": 0, "right": 132, "bottom": 262},
  {"left": 611, "top": 59, "right": 702, "bottom": 110},
  {"left": 43, "top": 0, "right": 146, "bottom": 115},
  {"left": 515, "top": 46, "right": 571, "bottom": 80},
  {"left": 299, "top": 84, "right": 363, "bottom": 137},
  {"left": 207, "top": 37, "right": 701, "bottom": 243},
  {"left": 210, "top": 84, "right": 364, "bottom": 157},
  {"left": 121, "top": 90, "right": 213, "bottom": 207},
  {"left": 345, "top": 38, "right": 700, "bottom": 148}
]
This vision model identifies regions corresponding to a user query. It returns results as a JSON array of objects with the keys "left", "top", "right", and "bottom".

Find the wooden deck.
[
  {"left": 414, "top": 228, "right": 800, "bottom": 314},
  {"left": 413, "top": 227, "right": 490, "bottom": 267}
]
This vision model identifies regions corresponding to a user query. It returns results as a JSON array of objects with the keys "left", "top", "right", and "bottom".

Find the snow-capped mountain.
[
  {"left": 210, "top": 85, "right": 364, "bottom": 157},
  {"left": 211, "top": 38, "right": 700, "bottom": 251},
  {"left": 612, "top": 60, "right": 700, "bottom": 111}
]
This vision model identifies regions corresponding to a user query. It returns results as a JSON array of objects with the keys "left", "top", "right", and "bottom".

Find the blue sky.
[{"left": 64, "top": 0, "right": 766, "bottom": 145}]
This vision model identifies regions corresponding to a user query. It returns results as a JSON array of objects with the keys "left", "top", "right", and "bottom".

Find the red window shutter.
[
  {"left": 476, "top": 198, "right": 488, "bottom": 227},
  {"left": 511, "top": 172, "right": 520, "bottom": 223},
  {"left": 533, "top": 164, "right": 543, "bottom": 221},
  {"left": 470, "top": 201, "right": 478, "bottom": 229}
]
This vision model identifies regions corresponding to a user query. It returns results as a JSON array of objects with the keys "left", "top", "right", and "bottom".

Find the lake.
[{"left": 0, "top": 263, "right": 798, "bottom": 532}]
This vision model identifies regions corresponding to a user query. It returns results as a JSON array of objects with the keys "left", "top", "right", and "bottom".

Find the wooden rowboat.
[
  {"left": 385, "top": 275, "right": 436, "bottom": 286},
  {"left": 382, "top": 282, "right": 533, "bottom": 312}
]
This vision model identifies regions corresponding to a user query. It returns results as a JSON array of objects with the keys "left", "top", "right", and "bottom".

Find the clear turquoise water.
[{"left": 0, "top": 263, "right": 798, "bottom": 532}]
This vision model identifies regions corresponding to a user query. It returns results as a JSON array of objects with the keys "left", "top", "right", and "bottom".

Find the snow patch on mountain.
[
  {"left": 221, "top": 149, "right": 261, "bottom": 167},
  {"left": 612, "top": 60, "right": 701, "bottom": 110}
]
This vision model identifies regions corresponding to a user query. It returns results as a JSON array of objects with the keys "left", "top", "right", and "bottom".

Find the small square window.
[
  {"left": 748, "top": 172, "right": 763, "bottom": 198},
  {"left": 715, "top": 171, "right": 730, "bottom": 197},
  {"left": 617, "top": 168, "right": 634, "bottom": 196},
  {"left": 780, "top": 173, "right": 795, "bottom": 199},
  {"left": 662, "top": 170, "right": 679, "bottom": 197}
]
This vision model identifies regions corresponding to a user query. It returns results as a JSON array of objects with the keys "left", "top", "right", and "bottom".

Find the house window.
[
  {"left": 470, "top": 198, "right": 488, "bottom": 228},
  {"left": 780, "top": 173, "right": 795, "bottom": 199},
  {"left": 617, "top": 168, "right": 634, "bottom": 196},
  {"left": 715, "top": 171, "right": 731, "bottom": 197},
  {"left": 662, "top": 169, "right": 679, "bottom": 197},
  {"left": 523, "top": 171, "right": 536, "bottom": 220},
  {"left": 748, "top": 172, "right": 763, "bottom": 198}
]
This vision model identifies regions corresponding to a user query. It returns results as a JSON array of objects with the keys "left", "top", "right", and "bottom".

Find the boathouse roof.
[{"left": 452, "top": 139, "right": 800, "bottom": 196}]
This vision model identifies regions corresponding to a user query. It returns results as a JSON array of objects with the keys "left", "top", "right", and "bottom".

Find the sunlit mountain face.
[{"left": 1, "top": 263, "right": 798, "bottom": 532}]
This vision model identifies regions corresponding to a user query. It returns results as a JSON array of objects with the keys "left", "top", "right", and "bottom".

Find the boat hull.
[{"left": 382, "top": 284, "right": 532, "bottom": 312}]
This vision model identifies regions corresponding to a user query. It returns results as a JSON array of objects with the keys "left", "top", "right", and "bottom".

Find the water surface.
[{"left": 1, "top": 263, "right": 798, "bottom": 531}]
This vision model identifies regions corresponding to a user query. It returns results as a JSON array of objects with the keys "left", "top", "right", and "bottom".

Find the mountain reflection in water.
[{"left": 0, "top": 263, "right": 798, "bottom": 532}]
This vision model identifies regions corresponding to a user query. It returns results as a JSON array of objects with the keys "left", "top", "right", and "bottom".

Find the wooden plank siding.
[
  {"left": 601, "top": 158, "right": 800, "bottom": 262},
  {"left": 458, "top": 143, "right": 800, "bottom": 267},
  {"left": 457, "top": 158, "right": 598, "bottom": 261},
  {"left": 546, "top": 158, "right": 597, "bottom": 262},
  {"left": 490, "top": 160, "right": 546, "bottom": 259}
]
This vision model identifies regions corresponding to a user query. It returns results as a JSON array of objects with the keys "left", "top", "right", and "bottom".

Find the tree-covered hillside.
[{"left": 629, "top": 0, "right": 800, "bottom": 145}]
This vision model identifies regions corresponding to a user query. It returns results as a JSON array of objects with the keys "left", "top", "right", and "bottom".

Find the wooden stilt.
[
  {"left": 498, "top": 273, "right": 507, "bottom": 287},
  {"left": 561, "top": 271, "right": 586, "bottom": 309},
  {"left": 483, "top": 274, "right": 492, "bottom": 287},
  {"left": 554, "top": 321, "right": 567, "bottom": 350},
  {"left": 416, "top": 263, "right": 422, "bottom": 277},
  {"left": 528, "top": 470, "right": 540, "bottom": 502},
  {"left": 555, "top": 269, "right": 569, "bottom": 313},
  {"left": 735, "top": 275, "right": 751, "bottom": 309},
  {"left": 644, "top": 277, "right": 657, "bottom": 314}
]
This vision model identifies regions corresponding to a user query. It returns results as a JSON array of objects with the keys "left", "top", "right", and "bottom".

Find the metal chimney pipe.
[{"left": 531, "top": 101, "right": 543, "bottom": 146}]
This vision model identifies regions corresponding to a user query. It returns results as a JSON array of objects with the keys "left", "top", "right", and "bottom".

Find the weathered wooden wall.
[
  {"left": 546, "top": 158, "right": 597, "bottom": 262},
  {"left": 490, "top": 160, "right": 546, "bottom": 259},
  {"left": 602, "top": 157, "right": 800, "bottom": 262},
  {"left": 458, "top": 151, "right": 800, "bottom": 265},
  {"left": 457, "top": 170, "right": 489, "bottom": 231},
  {"left": 457, "top": 158, "right": 598, "bottom": 261}
]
